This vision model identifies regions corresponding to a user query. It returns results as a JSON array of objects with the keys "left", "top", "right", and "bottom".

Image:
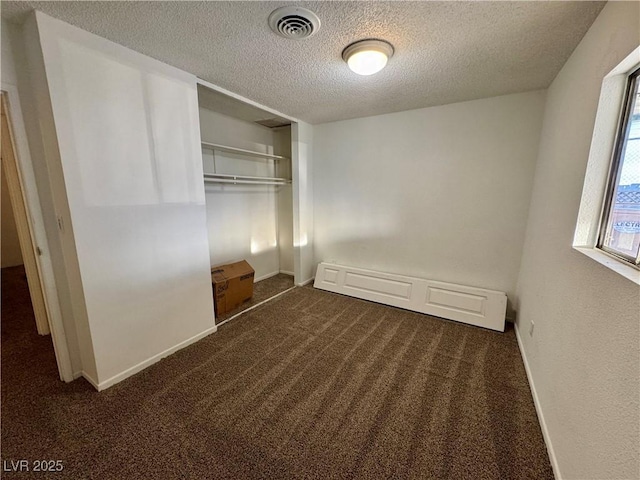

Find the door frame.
[
  {"left": 1, "top": 100, "right": 49, "bottom": 335},
  {"left": 1, "top": 85, "right": 74, "bottom": 382}
]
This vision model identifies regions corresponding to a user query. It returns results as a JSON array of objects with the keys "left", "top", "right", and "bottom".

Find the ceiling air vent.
[{"left": 268, "top": 6, "right": 320, "bottom": 40}]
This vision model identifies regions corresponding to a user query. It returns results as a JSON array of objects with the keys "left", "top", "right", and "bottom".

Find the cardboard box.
[{"left": 211, "top": 260, "right": 255, "bottom": 316}]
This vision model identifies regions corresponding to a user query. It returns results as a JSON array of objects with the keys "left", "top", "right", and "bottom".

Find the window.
[
  {"left": 598, "top": 68, "right": 640, "bottom": 267},
  {"left": 574, "top": 47, "right": 640, "bottom": 284}
]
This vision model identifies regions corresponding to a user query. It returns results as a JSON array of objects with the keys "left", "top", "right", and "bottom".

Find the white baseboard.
[
  {"left": 254, "top": 271, "right": 281, "bottom": 283},
  {"left": 81, "top": 371, "right": 100, "bottom": 390},
  {"left": 296, "top": 276, "right": 315, "bottom": 287},
  {"left": 514, "top": 322, "right": 561, "bottom": 480},
  {"left": 279, "top": 270, "right": 295, "bottom": 277},
  {"left": 94, "top": 325, "right": 218, "bottom": 391},
  {"left": 73, "top": 369, "right": 100, "bottom": 391}
]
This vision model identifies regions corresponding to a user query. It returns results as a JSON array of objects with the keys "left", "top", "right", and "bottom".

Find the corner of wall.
[
  {"left": 292, "top": 120, "right": 316, "bottom": 284},
  {"left": 19, "top": 11, "right": 97, "bottom": 380}
]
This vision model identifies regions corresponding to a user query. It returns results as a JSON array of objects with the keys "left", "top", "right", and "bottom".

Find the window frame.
[{"left": 596, "top": 66, "right": 640, "bottom": 268}]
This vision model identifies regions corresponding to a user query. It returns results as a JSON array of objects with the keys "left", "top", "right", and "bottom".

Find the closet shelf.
[
  {"left": 204, "top": 173, "right": 291, "bottom": 186},
  {"left": 201, "top": 141, "right": 289, "bottom": 161}
]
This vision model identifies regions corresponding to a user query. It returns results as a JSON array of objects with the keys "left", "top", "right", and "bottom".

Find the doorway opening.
[{"left": 1, "top": 91, "right": 61, "bottom": 380}]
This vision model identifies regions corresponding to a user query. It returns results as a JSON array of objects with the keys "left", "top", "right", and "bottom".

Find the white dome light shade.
[
  {"left": 342, "top": 39, "right": 394, "bottom": 76},
  {"left": 347, "top": 50, "right": 388, "bottom": 76}
]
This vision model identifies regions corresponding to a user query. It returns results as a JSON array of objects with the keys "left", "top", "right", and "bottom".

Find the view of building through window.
[{"left": 601, "top": 72, "right": 640, "bottom": 263}]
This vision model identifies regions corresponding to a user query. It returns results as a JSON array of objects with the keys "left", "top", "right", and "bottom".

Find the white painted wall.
[
  {"left": 199, "top": 108, "right": 293, "bottom": 281},
  {"left": 292, "top": 121, "right": 315, "bottom": 284},
  {"left": 30, "top": 12, "right": 215, "bottom": 389},
  {"left": 275, "top": 126, "right": 294, "bottom": 275},
  {"left": 313, "top": 91, "right": 546, "bottom": 303},
  {"left": 1, "top": 164, "right": 24, "bottom": 267},
  {"left": 2, "top": 20, "right": 26, "bottom": 268},
  {"left": 7, "top": 17, "right": 84, "bottom": 378},
  {"left": 515, "top": 2, "right": 640, "bottom": 479},
  {"left": 2, "top": 20, "right": 19, "bottom": 85}
]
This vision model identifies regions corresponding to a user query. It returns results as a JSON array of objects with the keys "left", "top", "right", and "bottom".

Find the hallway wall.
[{"left": 1, "top": 162, "right": 24, "bottom": 267}]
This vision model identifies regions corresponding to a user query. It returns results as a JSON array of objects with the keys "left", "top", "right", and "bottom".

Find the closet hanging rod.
[
  {"left": 204, "top": 173, "right": 290, "bottom": 182},
  {"left": 201, "top": 141, "right": 289, "bottom": 161},
  {"left": 204, "top": 178, "right": 290, "bottom": 186},
  {"left": 203, "top": 173, "right": 291, "bottom": 185}
]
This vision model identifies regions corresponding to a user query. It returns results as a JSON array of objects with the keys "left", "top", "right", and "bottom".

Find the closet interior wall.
[{"left": 198, "top": 87, "right": 293, "bottom": 281}]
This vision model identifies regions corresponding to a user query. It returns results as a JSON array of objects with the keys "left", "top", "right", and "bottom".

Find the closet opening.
[{"left": 197, "top": 84, "right": 295, "bottom": 325}]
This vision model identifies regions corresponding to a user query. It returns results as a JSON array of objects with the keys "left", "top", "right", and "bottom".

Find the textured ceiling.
[{"left": 2, "top": 1, "right": 605, "bottom": 124}]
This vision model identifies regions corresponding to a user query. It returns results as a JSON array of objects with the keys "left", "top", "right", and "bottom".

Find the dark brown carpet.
[
  {"left": 215, "top": 273, "right": 294, "bottom": 324},
  {"left": 1, "top": 265, "right": 553, "bottom": 479}
]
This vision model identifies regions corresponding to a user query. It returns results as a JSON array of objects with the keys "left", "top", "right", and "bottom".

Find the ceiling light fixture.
[{"left": 342, "top": 39, "right": 394, "bottom": 76}]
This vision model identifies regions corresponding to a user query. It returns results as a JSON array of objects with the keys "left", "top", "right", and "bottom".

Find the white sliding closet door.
[{"left": 34, "top": 12, "right": 215, "bottom": 388}]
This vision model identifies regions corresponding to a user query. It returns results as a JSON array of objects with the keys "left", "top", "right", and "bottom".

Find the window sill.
[{"left": 573, "top": 247, "right": 640, "bottom": 285}]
